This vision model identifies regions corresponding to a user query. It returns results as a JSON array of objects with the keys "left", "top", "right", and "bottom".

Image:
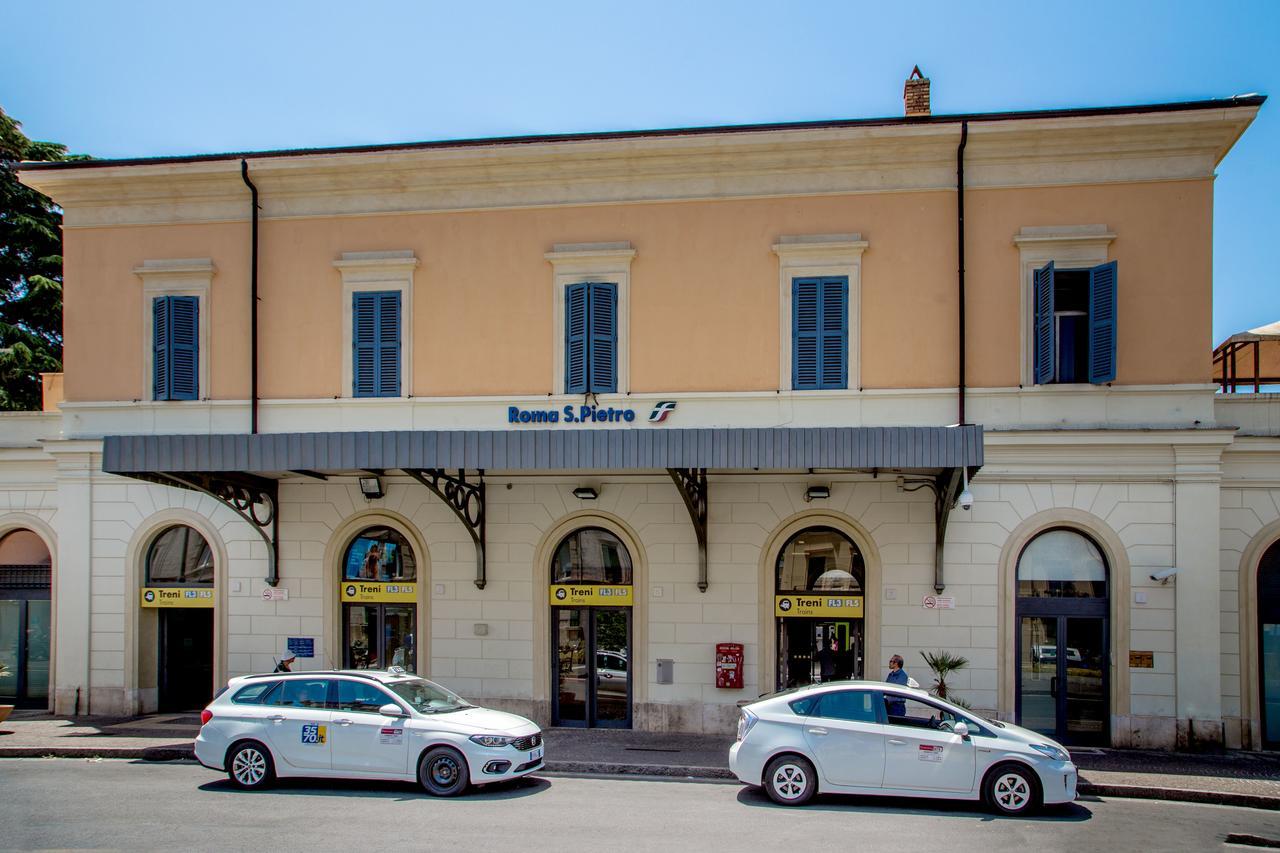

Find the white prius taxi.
[
  {"left": 195, "top": 669, "right": 544, "bottom": 796},
  {"left": 729, "top": 681, "right": 1076, "bottom": 815}
]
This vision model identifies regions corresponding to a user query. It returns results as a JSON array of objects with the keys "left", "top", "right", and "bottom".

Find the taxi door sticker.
[
  {"left": 301, "top": 724, "right": 327, "bottom": 745},
  {"left": 918, "top": 744, "right": 943, "bottom": 762},
  {"left": 379, "top": 727, "right": 404, "bottom": 745}
]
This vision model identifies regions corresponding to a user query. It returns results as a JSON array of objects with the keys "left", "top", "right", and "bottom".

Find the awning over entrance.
[
  {"left": 102, "top": 425, "right": 984, "bottom": 597},
  {"left": 103, "top": 426, "right": 983, "bottom": 474}
]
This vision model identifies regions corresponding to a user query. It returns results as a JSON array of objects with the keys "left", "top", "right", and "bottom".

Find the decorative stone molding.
[
  {"left": 545, "top": 243, "right": 635, "bottom": 396},
  {"left": 134, "top": 259, "right": 215, "bottom": 402},
  {"left": 333, "top": 251, "right": 418, "bottom": 399},
  {"left": 773, "top": 234, "right": 868, "bottom": 392}
]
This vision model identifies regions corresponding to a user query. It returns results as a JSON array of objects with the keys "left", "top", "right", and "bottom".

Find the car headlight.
[
  {"left": 736, "top": 708, "right": 759, "bottom": 742},
  {"left": 469, "top": 735, "right": 517, "bottom": 748},
  {"left": 1030, "top": 743, "right": 1070, "bottom": 762}
]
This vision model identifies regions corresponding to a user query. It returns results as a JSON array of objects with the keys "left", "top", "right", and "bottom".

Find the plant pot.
[{"left": 0, "top": 705, "right": 12, "bottom": 725}]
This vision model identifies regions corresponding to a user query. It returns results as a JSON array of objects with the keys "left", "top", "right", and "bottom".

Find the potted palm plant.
[
  {"left": 0, "top": 662, "right": 12, "bottom": 724},
  {"left": 920, "top": 650, "right": 969, "bottom": 707}
]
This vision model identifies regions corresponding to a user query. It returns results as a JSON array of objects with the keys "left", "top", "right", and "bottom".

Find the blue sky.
[{"left": 3, "top": 0, "right": 1277, "bottom": 344}]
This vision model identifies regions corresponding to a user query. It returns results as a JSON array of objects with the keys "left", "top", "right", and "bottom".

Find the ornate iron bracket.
[
  {"left": 668, "top": 468, "right": 709, "bottom": 592},
  {"left": 404, "top": 469, "right": 487, "bottom": 590},
  {"left": 899, "top": 469, "right": 964, "bottom": 594},
  {"left": 137, "top": 471, "right": 280, "bottom": 587}
]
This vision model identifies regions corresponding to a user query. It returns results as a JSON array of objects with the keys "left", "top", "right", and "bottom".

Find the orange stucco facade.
[{"left": 61, "top": 178, "right": 1212, "bottom": 402}]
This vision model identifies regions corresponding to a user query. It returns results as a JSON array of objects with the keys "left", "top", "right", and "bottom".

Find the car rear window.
[{"left": 231, "top": 681, "right": 280, "bottom": 704}]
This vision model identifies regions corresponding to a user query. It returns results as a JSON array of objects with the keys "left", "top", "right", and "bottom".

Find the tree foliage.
[{"left": 0, "top": 107, "right": 85, "bottom": 410}]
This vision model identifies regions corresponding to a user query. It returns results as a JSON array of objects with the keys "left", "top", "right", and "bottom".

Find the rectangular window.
[
  {"left": 792, "top": 276, "right": 847, "bottom": 390},
  {"left": 352, "top": 291, "right": 401, "bottom": 397},
  {"left": 152, "top": 295, "right": 199, "bottom": 401},
  {"left": 1033, "top": 261, "right": 1117, "bottom": 385},
  {"left": 565, "top": 282, "right": 617, "bottom": 394}
]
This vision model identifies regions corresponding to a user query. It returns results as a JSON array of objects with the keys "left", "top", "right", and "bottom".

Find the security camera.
[
  {"left": 1149, "top": 567, "right": 1178, "bottom": 584},
  {"left": 957, "top": 489, "right": 974, "bottom": 511}
]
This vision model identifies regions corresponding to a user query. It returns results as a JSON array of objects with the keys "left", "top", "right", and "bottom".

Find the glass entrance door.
[
  {"left": 343, "top": 604, "right": 417, "bottom": 672},
  {"left": 158, "top": 608, "right": 214, "bottom": 712},
  {"left": 1017, "top": 614, "right": 1108, "bottom": 746},
  {"left": 552, "top": 607, "right": 631, "bottom": 728},
  {"left": 776, "top": 618, "right": 863, "bottom": 690}
]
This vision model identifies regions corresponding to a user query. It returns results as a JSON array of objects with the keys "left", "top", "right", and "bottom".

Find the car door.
[
  {"left": 329, "top": 678, "right": 411, "bottom": 775},
  {"left": 880, "top": 693, "right": 976, "bottom": 793},
  {"left": 801, "top": 689, "right": 886, "bottom": 788},
  {"left": 261, "top": 677, "right": 334, "bottom": 771}
]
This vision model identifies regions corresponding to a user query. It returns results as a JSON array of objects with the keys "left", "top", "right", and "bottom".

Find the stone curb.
[{"left": 4, "top": 747, "right": 1279, "bottom": 810}]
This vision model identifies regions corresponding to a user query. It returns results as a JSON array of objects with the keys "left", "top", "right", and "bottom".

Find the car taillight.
[
  {"left": 736, "top": 708, "right": 758, "bottom": 742},
  {"left": 200, "top": 709, "right": 213, "bottom": 726}
]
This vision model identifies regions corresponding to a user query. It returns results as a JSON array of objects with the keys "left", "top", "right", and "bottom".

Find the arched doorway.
[
  {"left": 340, "top": 526, "right": 418, "bottom": 673},
  {"left": 550, "top": 527, "right": 633, "bottom": 728},
  {"left": 0, "top": 529, "right": 52, "bottom": 708},
  {"left": 1015, "top": 528, "right": 1110, "bottom": 746},
  {"left": 774, "top": 527, "right": 865, "bottom": 690},
  {"left": 1257, "top": 540, "right": 1280, "bottom": 748},
  {"left": 143, "top": 525, "right": 215, "bottom": 711}
]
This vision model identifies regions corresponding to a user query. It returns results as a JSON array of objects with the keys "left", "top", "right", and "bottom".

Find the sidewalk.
[{"left": 4, "top": 710, "right": 1280, "bottom": 809}]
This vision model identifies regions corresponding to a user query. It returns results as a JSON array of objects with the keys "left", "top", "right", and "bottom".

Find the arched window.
[
  {"left": 1257, "top": 540, "right": 1280, "bottom": 748},
  {"left": 146, "top": 526, "right": 213, "bottom": 585},
  {"left": 775, "top": 527, "right": 864, "bottom": 593},
  {"left": 342, "top": 526, "right": 416, "bottom": 582},
  {"left": 1017, "top": 528, "right": 1108, "bottom": 599},
  {"left": 552, "top": 528, "right": 632, "bottom": 585}
]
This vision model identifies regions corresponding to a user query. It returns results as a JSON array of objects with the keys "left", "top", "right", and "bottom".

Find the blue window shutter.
[
  {"left": 1088, "top": 260, "right": 1117, "bottom": 384},
  {"left": 793, "top": 278, "right": 820, "bottom": 389},
  {"left": 376, "top": 291, "right": 401, "bottom": 396},
  {"left": 818, "top": 277, "right": 848, "bottom": 389},
  {"left": 565, "top": 283, "right": 588, "bottom": 394},
  {"left": 588, "top": 282, "right": 617, "bottom": 393},
  {"left": 352, "top": 292, "right": 378, "bottom": 397},
  {"left": 168, "top": 296, "right": 199, "bottom": 400},
  {"left": 153, "top": 297, "right": 170, "bottom": 400},
  {"left": 1033, "top": 261, "right": 1055, "bottom": 384}
]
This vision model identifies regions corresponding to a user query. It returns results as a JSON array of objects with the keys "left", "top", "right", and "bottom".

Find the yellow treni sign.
[
  {"left": 550, "top": 584, "right": 633, "bottom": 607},
  {"left": 141, "top": 587, "right": 215, "bottom": 608},
  {"left": 775, "top": 595, "right": 864, "bottom": 618},
  {"left": 341, "top": 582, "right": 416, "bottom": 603}
]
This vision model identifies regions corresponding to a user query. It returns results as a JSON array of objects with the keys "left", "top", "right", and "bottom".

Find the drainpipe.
[
  {"left": 957, "top": 121, "right": 968, "bottom": 426},
  {"left": 240, "top": 160, "right": 260, "bottom": 434}
]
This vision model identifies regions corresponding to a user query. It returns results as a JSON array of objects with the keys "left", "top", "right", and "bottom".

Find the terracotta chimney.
[{"left": 904, "top": 66, "right": 930, "bottom": 117}]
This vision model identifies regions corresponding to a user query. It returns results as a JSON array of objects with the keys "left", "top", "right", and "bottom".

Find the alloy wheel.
[
  {"left": 771, "top": 763, "right": 809, "bottom": 801},
  {"left": 993, "top": 772, "right": 1031, "bottom": 812},
  {"left": 232, "top": 747, "right": 267, "bottom": 787}
]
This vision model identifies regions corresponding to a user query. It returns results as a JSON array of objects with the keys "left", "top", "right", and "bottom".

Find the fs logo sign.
[{"left": 649, "top": 401, "right": 677, "bottom": 423}]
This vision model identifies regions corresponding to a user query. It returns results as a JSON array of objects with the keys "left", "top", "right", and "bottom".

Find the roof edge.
[{"left": 19, "top": 95, "right": 1266, "bottom": 173}]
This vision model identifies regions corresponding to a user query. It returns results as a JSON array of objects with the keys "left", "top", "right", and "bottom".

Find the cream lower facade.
[{"left": 4, "top": 391, "right": 1280, "bottom": 748}]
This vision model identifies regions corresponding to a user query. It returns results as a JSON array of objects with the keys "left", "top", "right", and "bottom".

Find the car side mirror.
[
  {"left": 380, "top": 703, "right": 408, "bottom": 717},
  {"left": 953, "top": 722, "right": 970, "bottom": 739}
]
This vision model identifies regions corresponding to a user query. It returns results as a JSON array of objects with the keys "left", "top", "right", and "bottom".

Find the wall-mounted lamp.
[
  {"left": 358, "top": 476, "right": 384, "bottom": 500},
  {"left": 572, "top": 486, "right": 599, "bottom": 500},
  {"left": 804, "top": 485, "right": 830, "bottom": 502}
]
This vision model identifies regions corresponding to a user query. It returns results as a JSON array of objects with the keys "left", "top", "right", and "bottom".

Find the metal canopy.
[
  {"left": 103, "top": 425, "right": 984, "bottom": 595},
  {"left": 103, "top": 426, "right": 983, "bottom": 474}
]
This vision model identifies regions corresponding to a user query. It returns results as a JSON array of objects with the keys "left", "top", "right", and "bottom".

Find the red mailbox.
[{"left": 715, "top": 642, "right": 744, "bottom": 689}]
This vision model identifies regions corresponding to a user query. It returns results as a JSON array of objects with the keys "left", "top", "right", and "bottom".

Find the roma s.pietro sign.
[{"left": 507, "top": 401, "right": 677, "bottom": 426}]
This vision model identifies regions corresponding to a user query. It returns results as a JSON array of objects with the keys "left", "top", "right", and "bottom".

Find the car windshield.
[{"left": 385, "top": 677, "right": 473, "bottom": 714}]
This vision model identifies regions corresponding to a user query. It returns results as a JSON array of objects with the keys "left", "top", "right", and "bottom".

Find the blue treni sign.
[{"left": 508, "top": 401, "right": 677, "bottom": 426}]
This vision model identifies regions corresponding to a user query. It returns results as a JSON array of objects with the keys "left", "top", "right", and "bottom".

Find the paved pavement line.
[{"left": 1079, "top": 782, "right": 1280, "bottom": 811}]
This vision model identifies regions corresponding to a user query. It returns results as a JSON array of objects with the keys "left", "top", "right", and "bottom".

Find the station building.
[{"left": 3, "top": 77, "right": 1279, "bottom": 750}]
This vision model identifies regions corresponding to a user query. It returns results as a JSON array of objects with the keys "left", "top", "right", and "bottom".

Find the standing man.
[
  {"left": 274, "top": 648, "right": 296, "bottom": 673},
  {"left": 885, "top": 654, "right": 909, "bottom": 716}
]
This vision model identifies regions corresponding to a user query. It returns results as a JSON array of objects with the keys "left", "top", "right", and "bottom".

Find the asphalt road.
[{"left": 3, "top": 759, "right": 1280, "bottom": 852}]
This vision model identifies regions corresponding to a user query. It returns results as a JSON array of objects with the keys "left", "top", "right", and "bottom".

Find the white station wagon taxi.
[
  {"left": 195, "top": 669, "right": 544, "bottom": 795},
  {"left": 730, "top": 681, "right": 1077, "bottom": 815}
]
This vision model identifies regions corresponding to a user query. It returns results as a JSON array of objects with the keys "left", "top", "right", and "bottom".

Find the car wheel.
[
  {"left": 226, "top": 741, "right": 275, "bottom": 789},
  {"left": 419, "top": 746, "right": 471, "bottom": 797},
  {"left": 763, "top": 754, "right": 817, "bottom": 806},
  {"left": 983, "top": 763, "right": 1041, "bottom": 816}
]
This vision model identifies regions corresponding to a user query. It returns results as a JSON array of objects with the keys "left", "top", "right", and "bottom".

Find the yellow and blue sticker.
[{"left": 301, "top": 724, "right": 327, "bottom": 744}]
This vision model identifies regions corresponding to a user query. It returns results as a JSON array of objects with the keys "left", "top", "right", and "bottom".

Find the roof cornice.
[{"left": 18, "top": 100, "right": 1263, "bottom": 229}]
